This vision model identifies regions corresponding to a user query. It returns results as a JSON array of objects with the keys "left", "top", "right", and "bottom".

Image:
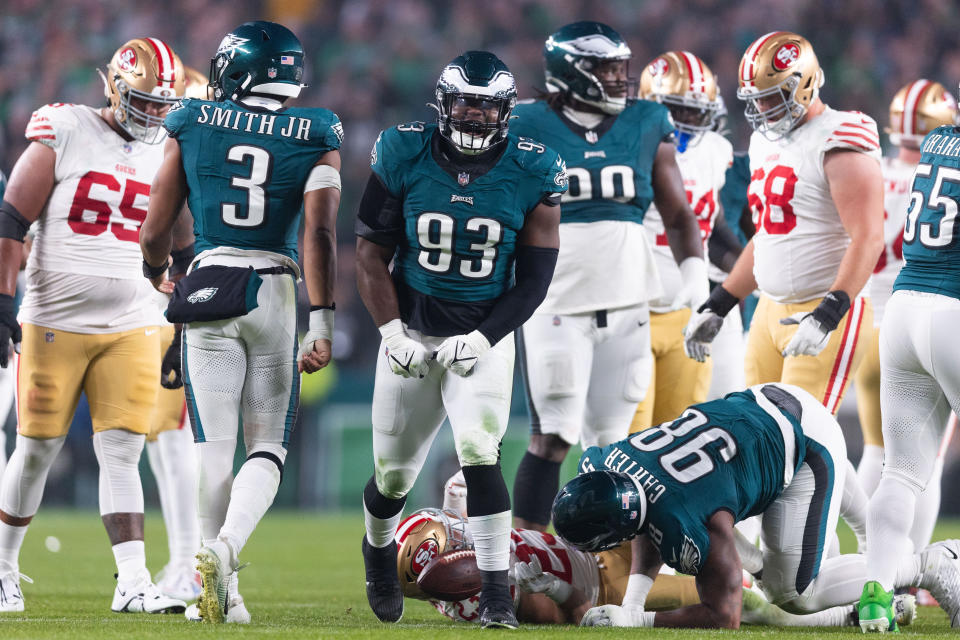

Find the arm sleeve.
[
  {"left": 355, "top": 172, "right": 403, "bottom": 247},
  {"left": 475, "top": 244, "right": 558, "bottom": 345}
]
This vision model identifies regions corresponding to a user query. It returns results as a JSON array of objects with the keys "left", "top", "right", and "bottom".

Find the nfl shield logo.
[
  {"left": 122, "top": 143, "right": 133, "bottom": 153},
  {"left": 45, "top": 332, "right": 55, "bottom": 343},
  {"left": 585, "top": 130, "right": 598, "bottom": 144},
  {"left": 458, "top": 171, "right": 470, "bottom": 186},
  {"left": 267, "top": 67, "right": 277, "bottom": 79}
]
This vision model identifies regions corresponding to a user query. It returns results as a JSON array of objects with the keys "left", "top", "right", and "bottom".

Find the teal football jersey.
[
  {"left": 509, "top": 100, "right": 673, "bottom": 224},
  {"left": 895, "top": 126, "right": 960, "bottom": 299},
  {"left": 369, "top": 123, "right": 566, "bottom": 305},
  {"left": 579, "top": 389, "right": 805, "bottom": 575},
  {"left": 720, "top": 152, "right": 750, "bottom": 245},
  {"left": 0, "top": 170, "right": 6, "bottom": 201},
  {"left": 164, "top": 99, "right": 342, "bottom": 261}
]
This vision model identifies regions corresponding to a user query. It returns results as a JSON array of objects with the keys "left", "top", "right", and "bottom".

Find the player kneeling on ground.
[{"left": 552, "top": 383, "right": 960, "bottom": 629}]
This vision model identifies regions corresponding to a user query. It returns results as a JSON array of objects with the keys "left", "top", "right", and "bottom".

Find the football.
[{"left": 416, "top": 549, "right": 482, "bottom": 601}]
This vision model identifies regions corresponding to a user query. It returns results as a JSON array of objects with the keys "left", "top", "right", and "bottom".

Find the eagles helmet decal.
[
  {"left": 543, "top": 21, "right": 634, "bottom": 114},
  {"left": 737, "top": 31, "right": 824, "bottom": 140},
  {"left": 209, "top": 21, "right": 305, "bottom": 102},
  {"left": 433, "top": 51, "right": 517, "bottom": 154}
]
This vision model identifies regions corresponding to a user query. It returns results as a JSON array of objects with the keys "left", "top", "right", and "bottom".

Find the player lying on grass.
[
  {"left": 394, "top": 505, "right": 915, "bottom": 628},
  {"left": 551, "top": 383, "right": 960, "bottom": 630}
]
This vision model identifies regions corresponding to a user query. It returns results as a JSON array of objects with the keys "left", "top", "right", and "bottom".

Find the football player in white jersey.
[
  {"left": 684, "top": 31, "right": 883, "bottom": 417},
  {"left": 630, "top": 51, "right": 732, "bottom": 431},
  {"left": 0, "top": 38, "right": 187, "bottom": 614},
  {"left": 854, "top": 81, "right": 958, "bottom": 554}
]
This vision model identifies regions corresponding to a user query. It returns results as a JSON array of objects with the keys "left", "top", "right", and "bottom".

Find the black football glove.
[
  {"left": 0, "top": 294, "right": 21, "bottom": 369},
  {"left": 160, "top": 326, "right": 183, "bottom": 389}
]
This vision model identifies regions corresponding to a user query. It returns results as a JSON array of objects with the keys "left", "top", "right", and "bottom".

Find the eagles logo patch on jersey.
[{"left": 678, "top": 534, "right": 702, "bottom": 575}]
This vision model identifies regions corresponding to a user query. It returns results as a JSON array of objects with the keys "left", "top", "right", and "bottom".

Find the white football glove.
[
  {"left": 442, "top": 470, "right": 468, "bottom": 519},
  {"left": 435, "top": 330, "right": 490, "bottom": 377},
  {"left": 580, "top": 604, "right": 652, "bottom": 627},
  {"left": 511, "top": 556, "right": 573, "bottom": 604},
  {"left": 298, "top": 308, "right": 333, "bottom": 370},
  {"left": 682, "top": 309, "right": 724, "bottom": 363},
  {"left": 780, "top": 312, "right": 831, "bottom": 357},
  {"left": 379, "top": 319, "right": 430, "bottom": 379},
  {"left": 670, "top": 257, "right": 710, "bottom": 311}
]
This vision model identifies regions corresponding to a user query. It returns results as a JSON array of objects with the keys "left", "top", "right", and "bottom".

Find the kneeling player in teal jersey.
[
  {"left": 141, "top": 21, "right": 342, "bottom": 623},
  {"left": 552, "top": 383, "right": 960, "bottom": 629},
  {"left": 355, "top": 51, "right": 566, "bottom": 629}
]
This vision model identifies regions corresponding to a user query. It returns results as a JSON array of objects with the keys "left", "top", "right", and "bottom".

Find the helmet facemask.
[
  {"left": 436, "top": 93, "right": 515, "bottom": 154},
  {"left": 662, "top": 98, "right": 719, "bottom": 151},
  {"left": 111, "top": 77, "right": 179, "bottom": 144},
  {"left": 570, "top": 56, "right": 635, "bottom": 114}
]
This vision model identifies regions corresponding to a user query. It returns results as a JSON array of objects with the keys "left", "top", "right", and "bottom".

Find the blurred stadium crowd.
[{"left": 2, "top": 0, "right": 960, "bottom": 508}]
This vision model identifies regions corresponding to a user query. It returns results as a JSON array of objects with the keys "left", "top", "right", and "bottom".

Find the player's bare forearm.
[
  {"left": 356, "top": 236, "right": 401, "bottom": 327},
  {"left": 302, "top": 187, "right": 339, "bottom": 307},
  {"left": 2, "top": 142, "right": 55, "bottom": 295},
  {"left": 652, "top": 512, "right": 742, "bottom": 629},
  {"left": 171, "top": 206, "right": 195, "bottom": 252},
  {"left": 719, "top": 239, "right": 758, "bottom": 300},
  {"left": 141, "top": 137, "right": 187, "bottom": 267},
  {"left": 629, "top": 534, "right": 663, "bottom": 579},
  {"left": 824, "top": 149, "right": 884, "bottom": 298},
  {"left": 652, "top": 141, "right": 703, "bottom": 263},
  {"left": 560, "top": 587, "right": 592, "bottom": 623}
]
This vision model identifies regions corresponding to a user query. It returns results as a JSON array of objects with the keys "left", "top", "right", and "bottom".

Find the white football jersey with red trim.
[
  {"left": 644, "top": 131, "right": 733, "bottom": 312},
  {"left": 431, "top": 528, "right": 599, "bottom": 623},
  {"left": 748, "top": 106, "right": 882, "bottom": 303},
  {"left": 18, "top": 103, "right": 164, "bottom": 332},
  {"left": 868, "top": 156, "right": 914, "bottom": 326}
]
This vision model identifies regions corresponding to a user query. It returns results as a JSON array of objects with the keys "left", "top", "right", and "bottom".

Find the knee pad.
[
  {"left": 93, "top": 429, "right": 146, "bottom": 515},
  {"left": 0, "top": 434, "right": 66, "bottom": 517},
  {"left": 624, "top": 356, "right": 653, "bottom": 404},
  {"left": 374, "top": 464, "right": 417, "bottom": 500},
  {"left": 455, "top": 425, "right": 503, "bottom": 467},
  {"left": 538, "top": 350, "right": 577, "bottom": 399}
]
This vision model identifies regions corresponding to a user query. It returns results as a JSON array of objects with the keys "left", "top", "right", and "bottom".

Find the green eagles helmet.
[
  {"left": 209, "top": 21, "right": 304, "bottom": 102},
  {"left": 544, "top": 21, "right": 633, "bottom": 114},
  {"left": 434, "top": 50, "right": 517, "bottom": 155},
  {"left": 552, "top": 470, "right": 646, "bottom": 552}
]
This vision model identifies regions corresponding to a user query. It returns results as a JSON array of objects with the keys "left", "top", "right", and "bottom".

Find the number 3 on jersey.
[
  {"left": 222, "top": 144, "right": 272, "bottom": 228},
  {"left": 749, "top": 165, "right": 798, "bottom": 235},
  {"left": 417, "top": 212, "right": 502, "bottom": 279}
]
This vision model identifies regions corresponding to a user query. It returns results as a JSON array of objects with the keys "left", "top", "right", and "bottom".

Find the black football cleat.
[
  {"left": 362, "top": 536, "right": 403, "bottom": 623},
  {"left": 479, "top": 591, "right": 518, "bottom": 629}
]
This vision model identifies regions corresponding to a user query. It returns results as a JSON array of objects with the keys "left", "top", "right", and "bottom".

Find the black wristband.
[
  {"left": 142, "top": 259, "right": 167, "bottom": 279},
  {"left": 309, "top": 303, "right": 336, "bottom": 311},
  {"left": 169, "top": 243, "right": 195, "bottom": 278},
  {"left": 811, "top": 290, "right": 851, "bottom": 332},
  {"left": 697, "top": 285, "right": 739, "bottom": 318}
]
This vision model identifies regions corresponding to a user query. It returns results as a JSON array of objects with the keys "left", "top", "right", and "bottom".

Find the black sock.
[
  {"left": 512, "top": 451, "right": 562, "bottom": 525},
  {"left": 479, "top": 569, "right": 511, "bottom": 607},
  {"left": 363, "top": 475, "right": 406, "bottom": 519}
]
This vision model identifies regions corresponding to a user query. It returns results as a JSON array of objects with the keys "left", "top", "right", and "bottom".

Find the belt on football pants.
[{"left": 254, "top": 266, "right": 298, "bottom": 277}]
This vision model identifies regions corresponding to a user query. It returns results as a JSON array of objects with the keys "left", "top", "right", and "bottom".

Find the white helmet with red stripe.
[
  {"left": 99, "top": 38, "right": 186, "bottom": 144},
  {"left": 736, "top": 31, "right": 824, "bottom": 140},
  {"left": 639, "top": 51, "right": 719, "bottom": 147},
  {"left": 395, "top": 508, "right": 470, "bottom": 600},
  {"left": 887, "top": 79, "right": 959, "bottom": 148}
]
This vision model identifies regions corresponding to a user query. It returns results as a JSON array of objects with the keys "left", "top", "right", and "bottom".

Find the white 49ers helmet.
[
  {"left": 99, "top": 38, "right": 186, "bottom": 144},
  {"left": 183, "top": 65, "right": 212, "bottom": 100},
  {"left": 737, "top": 31, "right": 824, "bottom": 140},
  {"left": 395, "top": 508, "right": 470, "bottom": 600},
  {"left": 640, "top": 51, "right": 720, "bottom": 148},
  {"left": 887, "top": 79, "right": 959, "bottom": 147}
]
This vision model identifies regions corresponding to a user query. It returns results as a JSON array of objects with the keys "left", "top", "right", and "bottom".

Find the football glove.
[
  {"left": 682, "top": 285, "right": 740, "bottom": 363},
  {"left": 299, "top": 307, "right": 334, "bottom": 372},
  {"left": 512, "top": 556, "right": 573, "bottom": 604},
  {"left": 580, "top": 604, "right": 653, "bottom": 627},
  {"left": 442, "top": 470, "right": 468, "bottom": 518},
  {"left": 379, "top": 319, "right": 430, "bottom": 379},
  {"left": 781, "top": 290, "right": 850, "bottom": 358},
  {"left": 160, "top": 326, "right": 183, "bottom": 389},
  {"left": 435, "top": 330, "right": 490, "bottom": 377},
  {"left": 0, "top": 293, "right": 21, "bottom": 369},
  {"left": 670, "top": 257, "right": 710, "bottom": 311}
]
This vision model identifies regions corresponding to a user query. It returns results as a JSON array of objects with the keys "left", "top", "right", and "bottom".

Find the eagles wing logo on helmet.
[{"left": 217, "top": 34, "right": 250, "bottom": 56}]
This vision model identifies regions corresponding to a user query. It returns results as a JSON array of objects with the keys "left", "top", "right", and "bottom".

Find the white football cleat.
[
  {"left": 920, "top": 540, "right": 960, "bottom": 628},
  {"left": 111, "top": 569, "right": 186, "bottom": 614},
  {"left": 157, "top": 562, "right": 202, "bottom": 602},
  {"left": 0, "top": 564, "right": 31, "bottom": 613},
  {"left": 184, "top": 571, "right": 249, "bottom": 623},
  {"left": 195, "top": 541, "right": 235, "bottom": 623}
]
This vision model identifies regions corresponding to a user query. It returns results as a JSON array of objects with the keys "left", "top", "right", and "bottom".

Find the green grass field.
[{"left": 1, "top": 510, "right": 957, "bottom": 638}]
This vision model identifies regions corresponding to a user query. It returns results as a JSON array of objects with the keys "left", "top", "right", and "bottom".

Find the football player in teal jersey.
[
  {"left": 859, "top": 112, "right": 960, "bottom": 630},
  {"left": 509, "top": 21, "right": 707, "bottom": 533},
  {"left": 355, "top": 51, "right": 565, "bottom": 629},
  {"left": 141, "top": 20, "right": 341, "bottom": 623},
  {"left": 551, "top": 383, "right": 960, "bottom": 629}
]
